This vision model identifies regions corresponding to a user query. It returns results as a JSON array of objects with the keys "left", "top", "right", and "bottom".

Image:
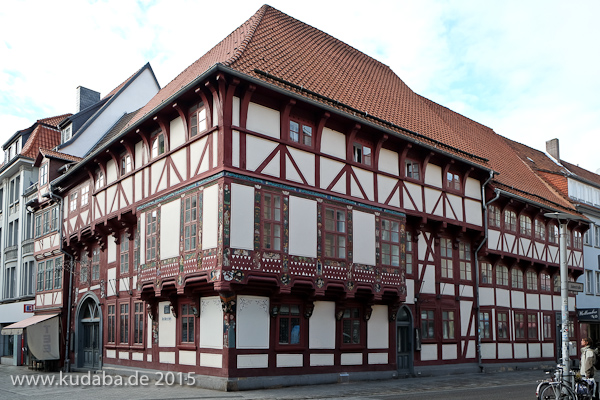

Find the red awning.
[{"left": 1, "top": 313, "right": 59, "bottom": 335}]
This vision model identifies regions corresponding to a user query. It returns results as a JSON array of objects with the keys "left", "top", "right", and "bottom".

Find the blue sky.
[{"left": 1, "top": 0, "right": 599, "bottom": 173}]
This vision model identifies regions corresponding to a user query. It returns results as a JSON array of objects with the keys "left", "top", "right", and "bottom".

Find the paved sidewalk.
[{"left": 0, "top": 364, "right": 548, "bottom": 400}]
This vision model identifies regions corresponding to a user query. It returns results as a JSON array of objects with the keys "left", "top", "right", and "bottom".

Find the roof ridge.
[{"left": 223, "top": 4, "right": 269, "bottom": 67}]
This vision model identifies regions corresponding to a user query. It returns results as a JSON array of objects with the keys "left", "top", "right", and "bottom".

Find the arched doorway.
[
  {"left": 76, "top": 295, "right": 102, "bottom": 369},
  {"left": 396, "top": 306, "right": 413, "bottom": 375}
]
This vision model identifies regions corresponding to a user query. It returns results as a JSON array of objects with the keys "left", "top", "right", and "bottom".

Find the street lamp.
[{"left": 544, "top": 212, "right": 573, "bottom": 378}]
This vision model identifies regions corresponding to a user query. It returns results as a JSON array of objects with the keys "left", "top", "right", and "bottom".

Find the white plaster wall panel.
[
  {"left": 488, "top": 230, "right": 501, "bottom": 251},
  {"left": 232, "top": 96, "right": 240, "bottom": 126},
  {"left": 498, "top": 343, "right": 513, "bottom": 359},
  {"left": 464, "top": 340, "right": 476, "bottom": 358},
  {"left": 81, "top": 210, "right": 89, "bottom": 225},
  {"left": 424, "top": 164, "right": 442, "bottom": 188},
  {"left": 158, "top": 301, "right": 176, "bottom": 347},
  {"left": 200, "top": 353, "right": 223, "bottom": 368},
  {"left": 319, "top": 158, "right": 344, "bottom": 189},
  {"left": 230, "top": 184, "right": 255, "bottom": 250},
  {"left": 404, "top": 182, "right": 423, "bottom": 212},
  {"left": 134, "top": 172, "right": 142, "bottom": 203},
  {"left": 44, "top": 293, "right": 51, "bottom": 305},
  {"left": 424, "top": 188, "right": 443, "bottom": 216},
  {"left": 144, "top": 169, "right": 150, "bottom": 199},
  {"left": 212, "top": 97, "right": 218, "bottom": 127},
  {"left": 108, "top": 235, "right": 117, "bottom": 263},
  {"left": 106, "top": 185, "right": 118, "bottom": 214},
  {"left": 521, "top": 238, "right": 531, "bottom": 257},
  {"left": 169, "top": 116, "right": 185, "bottom": 149},
  {"left": 549, "top": 246, "right": 558, "bottom": 263},
  {"left": 405, "top": 279, "right": 415, "bottom": 305},
  {"left": 106, "top": 159, "right": 117, "bottom": 184},
  {"left": 159, "top": 351, "right": 176, "bottom": 364},
  {"left": 535, "top": 242, "right": 545, "bottom": 259},
  {"left": 446, "top": 194, "right": 463, "bottom": 221},
  {"left": 459, "top": 285, "right": 473, "bottom": 298},
  {"left": 526, "top": 293, "right": 540, "bottom": 310},
  {"left": 480, "top": 287, "right": 495, "bottom": 306},
  {"left": 460, "top": 300, "right": 474, "bottom": 336},
  {"left": 367, "top": 305, "right": 388, "bottom": 349},
  {"left": 378, "top": 148, "right": 399, "bottom": 176},
  {"left": 289, "top": 196, "right": 317, "bottom": 258},
  {"left": 310, "top": 353, "right": 334, "bottom": 366},
  {"left": 378, "top": 174, "right": 399, "bottom": 207},
  {"left": 190, "top": 136, "right": 208, "bottom": 174},
  {"left": 309, "top": 301, "right": 335, "bottom": 349},
  {"left": 417, "top": 232, "right": 431, "bottom": 261},
  {"left": 542, "top": 343, "right": 554, "bottom": 358},
  {"left": 261, "top": 152, "right": 280, "bottom": 178},
  {"left": 505, "top": 234, "right": 515, "bottom": 253},
  {"left": 139, "top": 211, "right": 146, "bottom": 264},
  {"left": 465, "top": 177, "right": 482, "bottom": 200},
  {"left": 119, "top": 278, "right": 129, "bottom": 293},
  {"left": 171, "top": 148, "right": 187, "bottom": 183},
  {"left": 353, "top": 210, "right": 375, "bottom": 265},
  {"left": 440, "top": 283, "right": 454, "bottom": 296},
  {"left": 107, "top": 267, "right": 116, "bottom": 297},
  {"left": 147, "top": 354, "right": 152, "bottom": 362},
  {"left": 287, "top": 146, "right": 315, "bottom": 186},
  {"left": 352, "top": 167, "right": 374, "bottom": 201},
  {"left": 341, "top": 353, "right": 362, "bottom": 365},
  {"left": 135, "top": 141, "right": 144, "bottom": 169},
  {"left": 147, "top": 313, "right": 152, "bottom": 348},
  {"left": 238, "top": 354, "right": 269, "bottom": 369},
  {"left": 247, "top": 102, "right": 280, "bottom": 138},
  {"left": 132, "top": 352, "right": 143, "bottom": 361},
  {"left": 320, "top": 127, "right": 346, "bottom": 159},
  {"left": 132, "top": 275, "right": 137, "bottom": 290},
  {"left": 179, "top": 350, "right": 196, "bottom": 366},
  {"left": 420, "top": 344, "right": 437, "bottom": 361},
  {"left": 212, "top": 132, "right": 218, "bottom": 169},
  {"left": 442, "top": 344, "right": 458, "bottom": 360},
  {"left": 95, "top": 191, "right": 105, "bottom": 218},
  {"left": 464, "top": 199, "right": 483, "bottom": 226},
  {"left": 160, "top": 200, "right": 181, "bottom": 259},
  {"left": 151, "top": 158, "right": 167, "bottom": 194},
  {"left": 276, "top": 354, "right": 303, "bottom": 368},
  {"left": 512, "top": 291, "right": 525, "bottom": 309},
  {"left": 528, "top": 343, "right": 541, "bottom": 358},
  {"left": 481, "top": 343, "right": 496, "bottom": 359},
  {"left": 368, "top": 353, "right": 388, "bottom": 364},
  {"left": 119, "top": 351, "right": 130, "bottom": 360},
  {"left": 54, "top": 292, "right": 62, "bottom": 305},
  {"left": 246, "top": 135, "right": 278, "bottom": 171},
  {"left": 202, "top": 185, "right": 219, "bottom": 250},
  {"left": 421, "top": 265, "right": 436, "bottom": 294},
  {"left": 106, "top": 349, "right": 116, "bottom": 358},
  {"left": 286, "top": 156, "right": 303, "bottom": 184},
  {"left": 236, "top": 295, "right": 269, "bottom": 349},
  {"left": 553, "top": 295, "right": 560, "bottom": 310},
  {"left": 332, "top": 176, "right": 346, "bottom": 195},
  {"left": 200, "top": 296, "right": 224, "bottom": 349},
  {"left": 232, "top": 130, "right": 240, "bottom": 168}
]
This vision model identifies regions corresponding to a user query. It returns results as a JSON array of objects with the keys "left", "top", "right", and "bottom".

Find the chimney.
[
  {"left": 75, "top": 86, "right": 101, "bottom": 112},
  {"left": 546, "top": 138, "right": 560, "bottom": 161}
]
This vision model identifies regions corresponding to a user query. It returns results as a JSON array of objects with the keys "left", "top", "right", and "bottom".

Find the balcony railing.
[
  {"left": 22, "top": 240, "right": 34, "bottom": 256},
  {"left": 4, "top": 245, "right": 18, "bottom": 261}
]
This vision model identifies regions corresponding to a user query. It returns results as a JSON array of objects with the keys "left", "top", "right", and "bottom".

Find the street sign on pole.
[{"left": 567, "top": 281, "right": 584, "bottom": 293}]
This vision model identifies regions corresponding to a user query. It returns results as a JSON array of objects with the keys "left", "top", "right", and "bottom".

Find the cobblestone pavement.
[{"left": 0, "top": 364, "right": 548, "bottom": 400}]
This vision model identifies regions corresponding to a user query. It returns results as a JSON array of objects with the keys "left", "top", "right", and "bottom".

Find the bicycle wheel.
[{"left": 540, "top": 384, "right": 575, "bottom": 399}]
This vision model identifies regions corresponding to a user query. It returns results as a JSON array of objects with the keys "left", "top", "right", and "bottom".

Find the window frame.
[
  {"left": 458, "top": 241, "right": 472, "bottom": 281},
  {"left": 95, "top": 170, "right": 105, "bottom": 191},
  {"left": 120, "top": 232, "right": 129, "bottom": 276},
  {"left": 146, "top": 209, "right": 157, "bottom": 261},
  {"left": 352, "top": 142, "right": 372, "bottom": 166},
  {"left": 133, "top": 301, "right": 144, "bottom": 346},
  {"left": 480, "top": 261, "right": 493, "bottom": 285},
  {"left": 526, "top": 270, "right": 538, "bottom": 291},
  {"left": 497, "top": 310, "right": 510, "bottom": 341},
  {"left": 405, "top": 160, "right": 420, "bottom": 181},
  {"left": 189, "top": 102, "right": 207, "bottom": 138},
  {"left": 380, "top": 218, "right": 401, "bottom": 267},
  {"left": 39, "top": 162, "right": 48, "bottom": 186},
  {"left": 488, "top": 205, "right": 501, "bottom": 228},
  {"left": 535, "top": 219, "right": 546, "bottom": 240},
  {"left": 405, "top": 231, "right": 414, "bottom": 276},
  {"left": 289, "top": 118, "right": 313, "bottom": 147},
  {"left": 479, "top": 310, "right": 491, "bottom": 340},
  {"left": 420, "top": 309, "right": 436, "bottom": 342},
  {"left": 262, "top": 192, "right": 282, "bottom": 252},
  {"left": 120, "top": 153, "right": 132, "bottom": 176},
  {"left": 91, "top": 246, "right": 100, "bottom": 282},
  {"left": 514, "top": 312, "right": 526, "bottom": 340},
  {"left": 340, "top": 306, "right": 362, "bottom": 347},
  {"left": 275, "top": 303, "right": 303, "bottom": 348},
  {"left": 107, "top": 304, "right": 116, "bottom": 344},
  {"left": 119, "top": 302, "right": 129, "bottom": 345},
  {"left": 442, "top": 309, "right": 456, "bottom": 341},
  {"left": 323, "top": 206, "right": 347, "bottom": 260},
  {"left": 440, "top": 237, "right": 453, "bottom": 280},
  {"left": 519, "top": 215, "right": 532, "bottom": 236},
  {"left": 504, "top": 210, "right": 517, "bottom": 232},
  {"left": 527, "top": 313, "right": 538, "bottom": 340},
  {"left": 81, "top": 185, "right": 89, "bottom": 207},
  {"left": 445, "top": 171, "right": 461, "bottom": 192},
  {"left": 179, "top": 302, "right": 196, "bottom": 347},
  {"left": 183, "top": 194, "right": 198, "bottom": 252},
  {"left": 151, "top": 131, "right": 166, "bottom": 159}
]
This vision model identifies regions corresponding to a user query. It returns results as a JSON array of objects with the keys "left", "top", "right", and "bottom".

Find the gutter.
[{"left": 474, "top": 171, "right": 500, "bottom": 373}]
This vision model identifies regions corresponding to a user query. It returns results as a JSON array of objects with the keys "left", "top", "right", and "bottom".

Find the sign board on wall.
[{"left": 24, "top": 304, "right": 34, "bottom": 313}]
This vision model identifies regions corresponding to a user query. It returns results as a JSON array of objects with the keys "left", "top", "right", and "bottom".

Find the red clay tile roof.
[
  {"left": 37, "top": 114, "right": 71, "bottom": 128},
  {"left": 561, "top": 161, "right": 600, "bottom": 187},
  {"left": 20, "top": 113, "right": 71, "bottom": 159},
  {"left": 39, "top": 148, "right": 83, "bottom": 163}
]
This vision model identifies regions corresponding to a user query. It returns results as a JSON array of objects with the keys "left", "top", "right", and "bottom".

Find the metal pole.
[{"left": 559, "top": 221, "right": 570, "bottom": 378}]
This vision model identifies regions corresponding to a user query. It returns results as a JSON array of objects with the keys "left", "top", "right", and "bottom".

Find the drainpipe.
[
  {"left": 45, "top": 187, "right": 75, "bottom": 372},
  {"left": 474, "top": 171, "right": 500, "bottom": 373}
]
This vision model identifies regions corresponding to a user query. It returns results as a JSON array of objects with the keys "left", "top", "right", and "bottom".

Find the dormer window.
[
  {"left": 151, "top": 132, "right": 165, "bottom": 158},
  {"left": 95, "top": 171, "right": 104, "bottom": 190},
  {"left": 39, "top": 163, "right": 48, "bottom": 186},
  {"left": 289, "top": 120, "right": 313, "bottom": 147},
  {"left": 62, "top": 125, "right": 72, "bottom": 143},
  {"left": 353, "top": 143, "right": 372, "bottom": 166},
  {"left": 121, "top": 153, "right": 132, "bottom": 175},
  {"left": 189, "top": 103, "right": 207, "bottom": 137}
]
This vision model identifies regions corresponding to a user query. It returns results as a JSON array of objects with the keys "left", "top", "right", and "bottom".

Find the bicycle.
[{"left": 536, "top": 366, "right": 594, "bottom": 400}]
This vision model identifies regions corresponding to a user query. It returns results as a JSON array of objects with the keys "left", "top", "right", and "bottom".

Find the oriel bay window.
[
  {"left": 324, "top": 207, "right": 346, "bottom": 259},
  {"left": 381, "top": 218, "right": 400, "bottom": 266},
  {"left": 262, "top": 192, "right": 282, "bottom": 251},
  {"left": 181, "top": 303, "right": 195, "bottom": 344},
  {"left": 277, "top": 304, "right": 301, "bottom": 345}
]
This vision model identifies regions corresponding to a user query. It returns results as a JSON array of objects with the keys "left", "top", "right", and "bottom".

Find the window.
[
  {"left": 459, "top": 242, "right": 471, "bottom": 280},
  {"left": 121, "top": 154, "right": 132, "bottom": 175},
  {"left": 405, "top": 231, "right": 413, "bottom": 275},
  {"left": 442, "top": 310, "right": 455, "bottom": 339},
  {"left": 535, "top": 219, "right": 546, "bottom": 240},
  {"left": 341, "top": 307, "right": 361, "bottom": 344},
  {"left": 45, "top": 259, "right": 53, "bottom": 290},
  {"left": 480, "top": 262, "right": 493, "bottom": 284},
  {"left": 553, "top": 275, "right": 560, "bottom": 293},
  {"left": 134, "top": 231, "right": 140, "bottom": 272},
  {"left": 543, "top": 314, "right": 553, "bottom": 340},
  {"left": 120, "top": 232, "right": 129, "bottom": 275},
  {"left": 381, "top": 219, "right": 400, "bottom": 266},
  {"left": 574, "top": 231, "right": 582, "bottom": 249},
  {"left": 95, "top": 171, "right": 104, "bottom": 190},
  {"left": 69, "top": 191, "right": 78, "bottom": 212},
  {"left": 91, "top": 247, "right": 100, "bottom": 281},
  {"left": 189, "top": 103, "right": 207, "bottom": 137},
  {"left": 440, "top": 238, "right": 453, "bottom": 279},
  {"left": 51, "top": 207, "right": 58, "bottom": 232},
  {"left": 587, "top": 270, "right": 594, "bottom": 294},
  {"left": 39, "top": 163, "right": 48, "bottom": 186},
  {"left": 584, "top": 230, "right": 591, "bottom": 245},
  {"left": 278, "top": 304, "right": 301, "bottom": 345},
  {"left": 37, "top": 262, "right": 44, "bottom": 292},
  {"left": 289, "top": 120, "right": 312, "bottom": 146},
  {"left": 352, "top": 143, "right": 372, "bottom": 166},
  {"left": 595, "top": 226, "right": 600, "bottom": 247},
  {"left": 515, "top": 312, "right": 525, "bottom": 339},
  {"left": 262, "top": 193, "right": 282, "bottom": 251},
  {"left": 511, "top": 268, "right": 523, "bottom": 289},
  {"left": 504, "top": 210, "right": 517, "bottom": 232},
  {"left": 479, "top": 311, "right": 491, "bottom": 339},
  {"left": 526, "top": 270, "right": 538, "bottom": 291},
  {"left": 421, "top": 309, "right": 435, "bottom": 340},
  {"left": 62, "top": 125, "right": 72, "bottom": 143},
  {"left": 134, "top": 302, "right": 144, "bottom": 345},
  {"left": 405, "top": 160, "right": 420, "bottom": 180},
  {"left": 497, "top": 312, "right": 509, "bottom": 339},
  {"left": 108, "top": 304, "right": 116, "bottom": 343},
  {"left": 540, "top": 273, "right": 551, "bottom": 292},
  {"left": 596, "top": 272, "right": 600, "bottom": 295},
  {"left": 119, "top": 303, "right": 129, "bottom": 344},
  {"left": 519, "top": 215, "right": 532, "bottom": 236},
  {"left": 183, "top": 194, "right": 198, "bottom": 252},
  {"left": 81, "top": 186, "right": 89, "bottom": 207},
  {"left": 34, "top": 214, "right": 41, "bottom": 238},
  {"left": 80, "top": 251, "right": 89, "bottom": 284},
  {"left": 324, "top": 207, "right": 346, "bottom": 259},
  {"left": 549, "top": 225, "right": 559, "bottom": 244},
  {"left": 446, "top": 171, "right": 460, "bottom": 191},
  {"left": 527, "top": 314, "right": 538, "bottom": 339},
  {"left": 151, "top": 132, "right": 165, "bottom": 158},
  {"left": 146, "top": 210, "right": 157, "bottom": 260},
  {"left": 54, "top": 257, "right": 62, "bottom": 289},
  {"left": 180, "top": 303, "right": 195, "bottom": 344},
  {"left": 488, "top": 205, "right": 500, "bottom": 228},
  {"left": 22, "top": 261, "right": 34, "bottom": 296},
  {"left": 4, "top": 266, "right": 15, "bottom": 299}
]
